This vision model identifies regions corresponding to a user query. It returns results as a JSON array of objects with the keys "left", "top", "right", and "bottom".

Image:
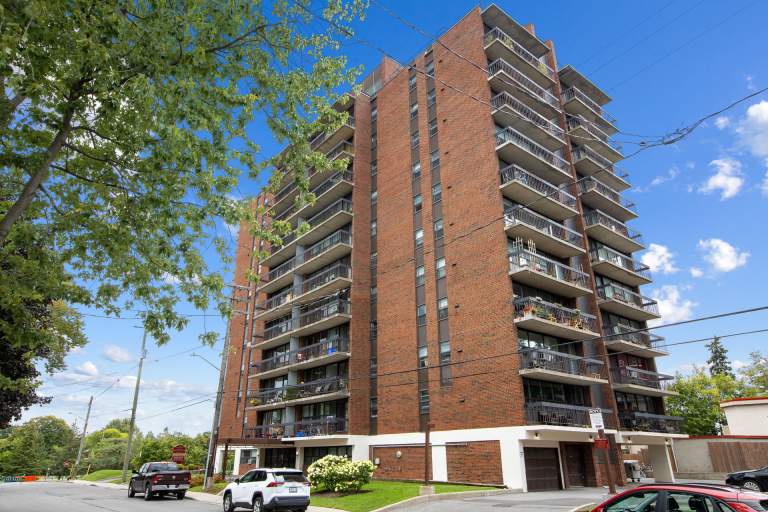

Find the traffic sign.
[
  {"left": 594, "top": 438, "right": 609, "bottom": 449},
  {"left": 171, "top": 445, "right": 186, "bottom": 463},
  {"left": 589, "top": 408, "right": 604, "bottom": 430}
]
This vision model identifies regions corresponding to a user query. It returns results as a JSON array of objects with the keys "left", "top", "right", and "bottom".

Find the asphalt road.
[
  {"left": 396, "top": 488, "right": 611, "bottom": 512},
  {"left": 0, "top": 482, "right": 219, "bottom": 512}
]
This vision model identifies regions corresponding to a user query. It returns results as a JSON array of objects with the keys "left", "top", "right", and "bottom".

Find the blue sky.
[{"left": 27, "top": 0, "right": 768, "bottom": 434}]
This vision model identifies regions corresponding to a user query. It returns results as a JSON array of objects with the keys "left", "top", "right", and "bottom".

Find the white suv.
[{"left": 222, "top": 468, "right": 310, "bottom": 512}]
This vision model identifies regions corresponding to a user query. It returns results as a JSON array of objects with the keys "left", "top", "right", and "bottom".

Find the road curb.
[{"left": 369, "top": 488, "right": 517, "bottom": 512}]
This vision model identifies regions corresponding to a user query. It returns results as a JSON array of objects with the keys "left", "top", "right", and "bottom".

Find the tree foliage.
[
  {"left": 707, "top": 337, "right": 734, "bottom": 378},
  {"left": 0, "top": 415, "right": 78, "bottom": 475},
  {"left": 740, "top": 351, "right": 768, "bottom": 393},
  {"left": 131, "top": 430, "right": 209, "bottom": 469}
]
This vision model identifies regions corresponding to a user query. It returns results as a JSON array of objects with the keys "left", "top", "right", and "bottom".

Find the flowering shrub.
[{"left": 307, "top": 455, "right": 375, "bottom": 493}]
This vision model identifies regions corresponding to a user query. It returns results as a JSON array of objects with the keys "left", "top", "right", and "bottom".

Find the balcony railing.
[
  {"left": 504, "top": 207, "right": 583, "bottom": 247},
  {"left": 243, "top": 423, "right": 286, "bottom": 440},
  {"left": 263, "top": 317, "right": 294, "bottom": 341},
  {"left": 597, "top": 284, "right": 659, "bottom": 317},
  {"left": 612, "top": 367, "right": 673, "bottom": 391},
  {"left": 567, "top": 115, "right": 610, "bottom": 142},
  {"left": 590, "top": 246, "right": 650, "bottom": 280},
  {"left": 520, "top": 348, "right": 605, "bottom": 379},
  {"left": 509, "top": 247, "right": 590, "bottom": 289},
  {"left": 500, "top": 164, "right": 577, "bottom": 210},
  {"left": 259, "top": 287, "right": 294, "bottom": 312},
  {"left": 603, "top": 324, "right": 665, "bottom": 350},
  {"left": 265, "top": 257, "right": 296, "bottom": 283},
  {"left": 491, "top": 92, "right": 564, "bottom": 141},
  {"left": 248, "top": 376, "right": 348, "bottom": 406},
  {"left": 299, "top": 262, "right": 351, "bottom": 295},
  {"left": 270, "top": 231, "right": 297, "bottom": 255},
  {"left": 306, "top": 198, "right": 353, "bottom": 228},
  {"left": 525, "top": 402, "right": 616, "bottom": 429},
  {"left": 618, "top": 411, "right": 684, "bottom": 434},
  {"left": 302, "top": 230, "right": 352, "bottom": 263},
  {"left": 488, "top": 58, "right": 559, "bottom": 109},
  {"left": 572, "top": 145, "right": 614, "bottom": 171},
  {"left": 299, "top": 297, "right": 350, "bottom": 328},
  {"left": 273, "top": 171, "right": 354, "bottom": 224},
  {"left": 579, "top": 177, "right": 636, "bottom": 212},
  {"left": 251, "top": 337, "right": 350, "bottom": 375},
  {"left": 584, "top": 210, "right": 644, "bottom": 246},
  {"left": 562, "top": 87, "right": 617, "bottom": 125},
  {"left": 271, "top": 141, "right": 354, "bottom": 206},
  {"left": 310, "top": 117, "right": 355, "bottom": 149},
  {"left": 484, "top": 27, "right": 556, "bottom": 81},
  {"left": 496, "top": 127, "right": 569, "bottom": 172},
  {"left": 284, "top": 417, "right": 349, "bottom": 438},
  {"left": 513, "top": 296, "right": 598, "bottom": 332}
]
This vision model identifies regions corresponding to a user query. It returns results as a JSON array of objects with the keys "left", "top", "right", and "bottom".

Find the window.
[
  {"left": 438, "top": 297, "right": 448, "bottom": 320},
  {"left": 418, "top": 346, "right": 428, "bottom": 368},
  {"left": 412, "top": 161, "right": 421, "bottom": 179},
  {"left": 604, "top": 491, "right": 659, "bottom": 512},
  {"left": 436, "top": 258, "right": 446, "bottom": 279},
  {"left": 414, "top": 228, "right": 424, "bottom": 247},
  {"left": 370, "top": 357, "right": 377, "bottom": 375},
  {"left": 304, "top": 446, "right": 351, "bottom": 468},
  {"left": 371, "top": 106, "right": 378, "bottom": 121},
  {"left": 371, "top": 221, "right": 377, "bottom": 236},
  {"left": 439, "top": 341, "right": 451, "bottom": 384},
  {"left": 410, "top": 103, "right": 418, "bottom": 119},
  {"left": 408, "top": 74, "right": 417, "bottom": 90},
  {"left": 370, "top": 286, "right": 377, "bottom": 301},
  {"left": 425, "top": 61, "right": 434, "bottom": 76},
  {"left": 433, "top": 219, "right": 444, "bottom": 239},
  {"left": 411, "top": 130, "right": 419, "bottom": 148},
  {"left": 427, "top": 88, "right": 436, "bottom": 106},
  {"left": 371, "top": 133, "right": 377, "bottom": 148},
  {"left": 370, "top": 397, "right": 378, "bottom": 418},
  {"left": 371, "top": 190, "right": 378, "bottom": 204},
  {"left": 370, "top": 252, "right": 377, "bottom": 269},
  {"left": 371, "top": 160, "right": 377, "bottom": 175},
  {"left": 415, "top": 265, "right": 425, "bottom": 286},
  {"left": 428, "top": 118, "right": 438, "bottom": 137},
  {"left": 432, "top": 183, "right": 442, "bottom": 203},
  {"left": 430, "top": 149, "right": 440, "bottom": 168},
  {"left": 370, "top": 321, "right": 377, "bottom": 340},
  {"left": 419, "top": 389, "right": 430, "bottom": 414},
  {"left": 241, "top": 449, "right": 258, "bottom": 465},
  {"left": 413, "top": 194, "right": 422, "bottom": 213},
  {"left": 416, "top": 304, "right": 427, "bottom": 325}
]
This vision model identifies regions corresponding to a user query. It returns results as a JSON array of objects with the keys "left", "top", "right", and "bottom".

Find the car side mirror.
[{"left": 235, "top": 478, "right": 240, "bottom": 485}]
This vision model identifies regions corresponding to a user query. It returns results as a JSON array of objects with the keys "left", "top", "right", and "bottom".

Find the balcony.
[
  {"left": 259, "top": 317, "right": 295, "bottom": 349},
  {"left": 611, "top": 367, "right": 676, "bottom": 397},
  {"left": 525, "top": 402, "right": 617, "bottom": 429},
  {"left": 519, "top": 348, "right": 607, "bottom": 386},
  {"left": 487, "top": 58, "right": 560, "bottom": 117},
  {"left": 567, "top": 116, "right": 622, "bottom": 163},
  {"left": 504, "top": 207, "right": 585, "bottom": 258},
  {"left": 513, "top": 297, "right": 599, "bottom": 340},
  {"left": 584, "top": 210, "right": 644, "bottom": 253},
  {"left": 508, "top": 246, "right": 592, "bottom": 298},
  {"left": 249, "top": 337, "right": 350, "bottom": 379},
  {"left": 294, "top": 262, "right": 352, "bottom": 305},
  {"left": 281, "top": 171, "right": 354, "bottom": 227},
  {"left": 309, "top": 116, "right": 355, "bottom": 154},
  {"left": 603, "top": 325, "right": 668, "bottom": 358},
  {"left": 254, "top": 287, "right": 295, "bottom": 322},
  {"left": 257, "top": 256, "right": 297, "bottom": 295},
  {"left": 500, "top": 164, "right": 577, "bottom": 221},
  {"left": 491, "top": 92, "right": 565, "bottom": 150},
  {"left": 296, "top": 230, "right": 353, "bottom": 276},
  {"left": 484, "top": 26, "right": 555, "bottom": 87},
  {"left": 242, "top": 424, "right": 287, "bottom": 442},
  {"left": 597, "top": 284, "right": 660, "bottom": 321},
  {"left": 496, "top": 127, "right": 571, "bottom": 185},
  {"left": 590, "top": 246, "right": 651, "bottom": 287},
  {"left": 561, "top": 86, "right": 617, "bottom": 135},
  {"left": 579, "top": 176, "right": 637, "bottom": 222},
  {"left": 283, "top": 417, "right": 349, "bottom": 439},
  {"left": 618, "top": 411, "right": 684, "bottom": 434},
  {"left": 246, "top": 376, "right": 349, "bottom": 410},
  {"left": 255, "top": 297, "right": 351, "bottom": 350}
]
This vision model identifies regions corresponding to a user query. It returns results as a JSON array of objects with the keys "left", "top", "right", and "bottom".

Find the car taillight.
[
  {"left": 151, "top": 475, "right": 161, "bottom": 484},
  {"left": 725, "top": 502, "right": 758, "bottom": 512},
  {"left": 266, "top": 481, "right": 284, "bottom": 487}
]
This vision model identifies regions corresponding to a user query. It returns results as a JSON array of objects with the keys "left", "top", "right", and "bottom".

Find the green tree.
[
  {"left": 707, "top": 336, "right": 734, "bottom": 378},
  {"left": 0, "top": 0, "right": 365, "bottom": 418},
  {"left": 103, "top": 418, "right": 132, "bottom": 434},
  {"left": 0, "top": 416, "right": 77, "bottom": 475},
  {"left": 740, "top": 351, "right": 768, "bottom": 393}
]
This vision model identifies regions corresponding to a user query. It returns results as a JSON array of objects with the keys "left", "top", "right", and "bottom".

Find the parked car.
[
  {"left": 222, "top": 468, "right": 309, "bottom": 512},
  {"left": 592, "top": 483, "right": 768, "bottom": 511},
  {"left": 128, "top": 461, "right": 191, "bottom": 500},
  {"left": 727, "top": 467, "right": 768, "bottom": 492}
]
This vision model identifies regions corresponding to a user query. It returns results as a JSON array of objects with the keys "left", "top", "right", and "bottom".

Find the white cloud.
[
  {"left": 649, "top": 285, "right": 697, "bottom": 326},
  {"left": 699, "top": 158, "right": 744, "bottom": 200},
  {"left": 746, "top": 74, "right": 756, "bottom": 92},
  {"left": 636, "top": 166, "right": 680, "bottom": 192},
  {"left": 698, "top": 238, "right": 750, "bottom": 272},
  {"left": 736, "top": 100, "right": 768, "bottom": 157},
  {"left": 76, "top": 361, "right": 99, "bottom": 377},
  {"left": 761, "top": 168, "right": 768, "bottom": 197},
  {"left": 103, "top": 344, "right": 132, "bottom": 363},
  {"left": 641, "top": 243, "right": 678, "bottom": 274},
  {"left": 689, "top": 267, "right": 704, "bottom": 278},
  {"left": 714, "top": 116, "right": 730, "bottom": 130}
]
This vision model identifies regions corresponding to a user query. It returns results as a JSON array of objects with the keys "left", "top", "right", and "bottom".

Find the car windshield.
[
  {"left": 274, "top": 472, "right": 308, "bottom": 483},
  {"left": 148, "top": 463, "right": 179, "bottom": 472}
]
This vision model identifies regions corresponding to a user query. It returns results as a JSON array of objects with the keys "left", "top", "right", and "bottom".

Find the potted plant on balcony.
[
  {"left": 249, "top": 398, "right": 261, "bottom": 407},
  {"left": 570, "top": 309, "right": 583, "bottom": 329},
  {"left": 522, "top": 303, "right": 535, "bottom": 316}
]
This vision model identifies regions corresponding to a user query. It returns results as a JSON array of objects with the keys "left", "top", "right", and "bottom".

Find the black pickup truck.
[{"left": 128, "top": 462, "right": 191, "bottom": 500}]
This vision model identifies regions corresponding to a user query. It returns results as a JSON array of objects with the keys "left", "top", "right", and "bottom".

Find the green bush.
[{"left": 307, "top": 455, "right": 375, "bottom": 493}]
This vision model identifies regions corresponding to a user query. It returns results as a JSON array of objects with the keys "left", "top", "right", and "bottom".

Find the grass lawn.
[
  {"left": 309, "top": 480, "right": 500, "bottom": 512},
  {"left": 80, "top": 469, "right": 124, "bottom": 482},
  {"left": 189, "top": 482, "right": 227, "bottom": 494}
]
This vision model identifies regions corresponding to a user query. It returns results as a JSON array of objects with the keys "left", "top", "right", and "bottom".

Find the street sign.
[
  {"left": 589, "top": 408, "right": 604, "bottom": 430},
  {"left": 171, "top": 445, "right": 186, "bottom": 464},
  {"left": 594, "top": 438, "right": 609, "bottom": 449}
]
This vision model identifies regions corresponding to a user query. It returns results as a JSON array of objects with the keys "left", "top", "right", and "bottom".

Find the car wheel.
[
  {"left": 143, "top": 484, "right": 152, "bottom": 501},
  {"left": 742, "top": 479, "right": 762, "bottom": 492},
  {"left": 176, "top": 491, "right": 186, "bottom": 500},
  {"left": 128, "top": 483, "right": 135, "bottom": 497},
  {"left": 252, "top": 495, "right": 263, "bottom": 512},
  {"left": 223, "top": 492, "right": 234, "bottom": 512}
]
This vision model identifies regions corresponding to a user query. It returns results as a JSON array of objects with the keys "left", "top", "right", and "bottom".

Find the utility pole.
[
  {"left": 122, "top": 329, "right": 148, "bottom": 483},
  {"left": 423, "top": 422, "right": 434, "bottom": 487},
  {"left": 71, "top": 396, "right": 93, "bottom": 479},
  {"left": 203, "top": 330, "right": 229, "bottom": 490}
]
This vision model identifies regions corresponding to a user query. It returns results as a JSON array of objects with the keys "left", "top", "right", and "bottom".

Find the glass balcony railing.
[
  {"left": 520, "top": 348, "right": 605, "bottom": 379},
  {"left": 496, "top": 127, "right": 569, "bottom": 173},
  {"left": 248, "top": 376, "right": 348, "bottom": 407},
  {"left": 513, "top": 296, "right": 598, "bottom": 332},
  {"left": 500, "top": 164, "right": 577, "bottom": 210},
  {"left": 597, "top": 284, "right": 659, "bottom": 317},
  {"left": 618, "top": 411, "right": 684, "bottom": 434},
  {"left": 504, "top": 207, "right": 583, "bottom": 247},
  {"left": 487, "top": 58, "right": 559, "bottom": 110},
  {"left": 611, "top": 367, "right": 673, "bottom": 391},
  {"left": 484, "top": 27, "right": 556, "bottom": 81},
  {"left": 525, "top": 402, "right": 616, "bottom": 429},
  {"left": 250, "top": 337, "right": 350, "bottom": 375},
  {"left": 590, "top": 246, "right": 650, "bottom": 279},
  {"left": 491, "top": 92, "right": 564, "bottom": 141},
  {"left": 508, "top": 247, "right": 590, "bottom": 289}
]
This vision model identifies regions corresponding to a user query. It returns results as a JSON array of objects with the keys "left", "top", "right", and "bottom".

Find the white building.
[{"left": 721, "top": 397, "right": 768, "bottom": 436}]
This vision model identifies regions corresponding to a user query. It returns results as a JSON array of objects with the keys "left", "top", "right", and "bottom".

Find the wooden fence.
[{"left": 709, "top": 442, "right": 768, "bottom": 472}]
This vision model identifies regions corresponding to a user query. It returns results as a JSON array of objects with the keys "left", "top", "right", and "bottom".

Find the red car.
[{"left": 592, "top": 483, "right": 768, "bottom": 512}]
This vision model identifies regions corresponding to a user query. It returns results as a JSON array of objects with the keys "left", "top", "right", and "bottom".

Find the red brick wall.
[
  {"left": 371, "top": 446, "right": 429, "bottom": 481},
  {"left": 446, "top": 441, "right": 504, "bottom": 485}
]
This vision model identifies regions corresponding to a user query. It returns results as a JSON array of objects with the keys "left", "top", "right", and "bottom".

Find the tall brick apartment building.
[{"left": 214, "top": 5, "right": 686, "bottom": 491}]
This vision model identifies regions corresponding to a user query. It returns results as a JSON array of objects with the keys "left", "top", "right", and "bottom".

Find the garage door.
[{"left": 524, "top": 448, "right": 562, "bottom": 491}]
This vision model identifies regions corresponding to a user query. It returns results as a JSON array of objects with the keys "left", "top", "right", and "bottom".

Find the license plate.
[{"left": 289, "top": 487, "right": 297, "bottom": 493}]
